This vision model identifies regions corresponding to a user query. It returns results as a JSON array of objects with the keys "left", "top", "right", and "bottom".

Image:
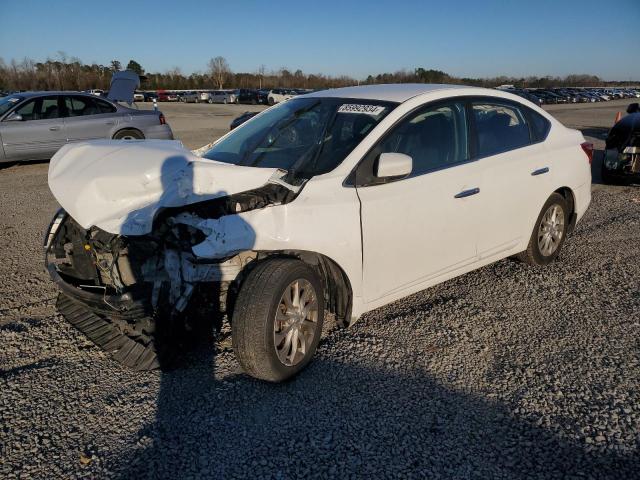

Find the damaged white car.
[{"left": 45, "top": 84, "right": 592, "bottom": 381}]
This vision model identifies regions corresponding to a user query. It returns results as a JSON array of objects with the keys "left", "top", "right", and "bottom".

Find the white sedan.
[{"left": 45, "top": 84, "right": 591, "bottom": 381}]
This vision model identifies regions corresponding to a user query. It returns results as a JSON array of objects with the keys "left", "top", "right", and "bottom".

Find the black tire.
[
  {"left": 251, "top": 99, "right": 257, "bottom": 105},
  {"left": 232, "top": 258, "right": 324, "bottom": 382},
  {"left": 113, "top": 129, "right": 144, "bottom": 140},
  {"left": 268, "top": 97, "right": 275, "bottom": 106},
  {"left": 516, "top": 193, "right": 569, "bottom": 266}
]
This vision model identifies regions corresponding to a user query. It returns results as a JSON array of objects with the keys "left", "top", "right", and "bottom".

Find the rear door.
[
  {"left": 469, "top": 99, "right": 552, "bottom": 258},
  {"left": 0, "top": 95, "right": 66, "bottom": 161},
  {"left": 63, "top": 95, "right": 119, "bottom": 143}
]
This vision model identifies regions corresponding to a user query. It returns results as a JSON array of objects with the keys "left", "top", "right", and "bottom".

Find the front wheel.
[
  {"left": 232, "top": 259, "right": 324, "bottom": 382},
  {"left": 516, "top": 193, "right": 568, "bottom": 266}
]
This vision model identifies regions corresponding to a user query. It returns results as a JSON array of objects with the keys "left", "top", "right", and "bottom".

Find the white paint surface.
[{"left": 48, "top": 140, "right": 279, "bottom": 235}]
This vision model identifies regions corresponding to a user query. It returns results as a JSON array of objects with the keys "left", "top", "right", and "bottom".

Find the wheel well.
[
  {"left": 554, "top": 187, "right": 577, "bottom": 232},
  {"left": 231, "top": 251, "right": 353, "bottom": 327},
  {"left": 113, "top": 127, "right": 144, "bottom": 139}
]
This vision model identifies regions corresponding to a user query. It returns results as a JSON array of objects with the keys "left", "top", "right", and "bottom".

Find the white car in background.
[
  {"left": 45, "top": 84, "right": 591, "bottom": 381},
  {"left": 267, "top": 88, "right": 297, "bottom": 105}
]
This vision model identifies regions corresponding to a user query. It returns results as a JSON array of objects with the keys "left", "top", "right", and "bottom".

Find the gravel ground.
[{"left": 1, "top": 101, "right": 639, "bottom": 479}]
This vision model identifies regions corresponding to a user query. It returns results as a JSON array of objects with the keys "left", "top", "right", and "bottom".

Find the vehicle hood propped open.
[{"left": 48, "top": 140, "right": 280, "bottom": 235}]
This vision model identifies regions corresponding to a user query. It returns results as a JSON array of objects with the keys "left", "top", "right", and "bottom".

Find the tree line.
[{"left": 0, "top": 54, "right": 635, "bottom": 93}]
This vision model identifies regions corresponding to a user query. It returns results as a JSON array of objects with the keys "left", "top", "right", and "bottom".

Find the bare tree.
[
  {"left": 208, "top": 56, "right": 231, "bottom": 89},
  {"left": 256, "top": 64, "right": 266, "bottom": 89}
]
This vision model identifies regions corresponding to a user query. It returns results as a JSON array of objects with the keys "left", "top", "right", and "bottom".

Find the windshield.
[
  {"left": 0, "top": 96, "right": 25, "bottom": 117},
  {"left": 203, "top": 97, "right": 396, "bottom": 180}
]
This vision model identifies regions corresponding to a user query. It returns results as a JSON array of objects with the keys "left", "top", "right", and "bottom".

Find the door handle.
[
  {"left": 454, "top": 187, "right": 480, "bottom": 199},
  {"left": 531, "top": 167, "right": 549, "bottom": 176},
  {"left": 49, "top": 126, "right": 61, "bottom": 131},
  {"left": 105, "top": 121, "right": 115, "bottom": 125}
]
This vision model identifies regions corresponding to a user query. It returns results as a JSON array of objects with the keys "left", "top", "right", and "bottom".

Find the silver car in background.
[
  {"left": 0, "top": 92, "right": 173, "bottom": 163},
  {"left": 200, "top": 90, "right": 234, "bottom": 104}
]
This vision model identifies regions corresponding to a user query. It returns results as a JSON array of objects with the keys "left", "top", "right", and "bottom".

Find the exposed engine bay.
[{"left": 45, "top": 183, "right": 297, "bottom": 369}]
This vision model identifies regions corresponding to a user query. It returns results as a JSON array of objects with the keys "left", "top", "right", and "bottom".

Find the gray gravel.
[{"left": 1, "top": 102, "right": 640, "bottom": 479}]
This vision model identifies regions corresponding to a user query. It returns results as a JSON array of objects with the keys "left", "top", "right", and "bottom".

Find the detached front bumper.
[{"left": 44, "top": 210, "right": 161, "bottom": 370}]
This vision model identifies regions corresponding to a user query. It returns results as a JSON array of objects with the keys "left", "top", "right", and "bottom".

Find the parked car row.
[
  {"left": 123, "top": 88, "right": 313, "bottom": 105},
  {"left": 502, "top": 87, "right": 640, "bottom": 106}
]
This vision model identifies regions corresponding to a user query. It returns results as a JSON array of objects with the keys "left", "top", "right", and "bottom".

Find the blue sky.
[{"left": 1, "top": 0, "right": 638, "bottom": 80}]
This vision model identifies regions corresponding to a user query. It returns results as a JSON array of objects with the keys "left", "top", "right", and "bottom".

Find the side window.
[
  {"left": 472, "top": 102, "right": 531, "bottom": 157},
  {"left": 65, "top": 96, "right": 100, "bottom": 117},
  {"left": 15, "top": 99, "right": 37, "bottom": 120},
  {"left": 95, "top": 98, "right": 117, "bottom": 114},
  {"left": 15, "top": 96, "right": 61, "bottom": 120},
  {"left": 378, "top": 102, "right": 469, "bottom": 176},
  {"left": 526, "top": 108, "right": 551, "bottom": 142}
]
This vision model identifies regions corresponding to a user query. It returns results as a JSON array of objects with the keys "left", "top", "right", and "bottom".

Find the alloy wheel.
[
  {"left": 537, "top": 204, "right": 565, "bottom": 256},
  {"left": 273, "top": 279, "right": 319, "bottom": 366}
]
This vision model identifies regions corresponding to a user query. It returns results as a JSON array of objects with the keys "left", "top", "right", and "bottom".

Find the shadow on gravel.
[
  {"left": 114, "top": 357, "right": 638, "bottom": 479},
  {"left": 0, "top": 158, "right": 49, "bottom": 171},
  {"left": 0, "top": 358, "right": 60, "bottom": 378}
]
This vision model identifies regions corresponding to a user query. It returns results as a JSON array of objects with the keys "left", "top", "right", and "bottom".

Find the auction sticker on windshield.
[{"left": 338, "top": 104, "right": 386, "bottom": 116}]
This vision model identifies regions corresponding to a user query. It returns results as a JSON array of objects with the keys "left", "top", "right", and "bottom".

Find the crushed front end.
[{"left": 45, "top": 183, "right": 295, "bottom": 370}]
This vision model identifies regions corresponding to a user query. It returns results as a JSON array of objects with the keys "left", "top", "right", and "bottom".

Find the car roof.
[
  {"left": 6, "top": 91, "right": 104, "bottom": 98},
  {"left": 305, "top": 83, "right": 469, "bottom": 103}
]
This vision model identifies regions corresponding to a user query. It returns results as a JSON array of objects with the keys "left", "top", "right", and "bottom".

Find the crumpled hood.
[{"left": 48, "top": 140, "right": 280, "bottom": 235}]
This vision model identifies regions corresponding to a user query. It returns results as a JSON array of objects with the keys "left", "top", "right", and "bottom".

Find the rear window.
[
  {"left": 472, "top": 102, "right": 531, "bottom": 157},
  {"left": 95, "top": 98, "right": 117, "bottom": 113},
  {"left": 526, "top": 108, "right": 551, "bottom": 142}
]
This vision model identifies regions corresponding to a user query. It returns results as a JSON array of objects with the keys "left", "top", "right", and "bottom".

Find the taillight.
[
  {"left": 159, "top": 113, "right": 166, "bottom": 125},
  {"left": 581, "top": 142, "right": 594, "bottom": 165}
]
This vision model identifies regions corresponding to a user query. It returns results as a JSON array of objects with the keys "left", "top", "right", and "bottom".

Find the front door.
[
  {"left": 355, "top": 100, "right": 481, "bottom": 304},
  {"left": 0, "top": 95, "right": 66, "bottom": 161}
]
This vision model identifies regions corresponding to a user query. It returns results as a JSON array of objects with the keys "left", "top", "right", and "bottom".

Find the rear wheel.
[
  {"left": 517, "top": 193, "right": 569, "bottom": 266},
  {"left": 232, "top": 259, "right": 324, "bottom": 382},
  {"left": 268, "top": 97, "right": 275, "bottom": 106},
  {"left": 113, "top": 129, "right": 144, "bottom": 140}
]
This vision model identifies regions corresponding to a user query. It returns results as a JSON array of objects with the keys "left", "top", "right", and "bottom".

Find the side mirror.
[
  {"left": 376, "top": 152, "right": 412, "bottom": 178},
  {"left": 5, "top": 112, "right": 23, "bottom": 122},
  {"left": 626, "top": 103, "right": 639, "bottom": 114}
]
